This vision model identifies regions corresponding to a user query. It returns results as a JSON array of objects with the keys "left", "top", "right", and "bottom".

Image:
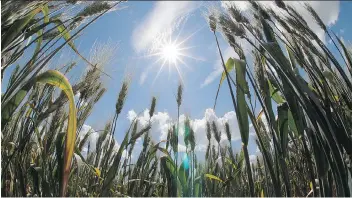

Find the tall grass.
[{"left": 2, "top": 1, "right": 352, "bottom": 197}]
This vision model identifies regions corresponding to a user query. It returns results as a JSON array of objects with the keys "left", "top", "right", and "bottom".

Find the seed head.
[
  {"left": 129, "top": 122, "right": 138, "bottom": 148},
  {"left": 248, "top": 0, "right": 270, "bottom": 20},
  {"left": 143, "top": 131, "right": 151, "bottom": 149},
  {"left": 274, "top": 0, "right": 286, "bottom": 10},
  {"left": 219, "top": 14, "right": 245, "bottom": 38},
  {"left": 184, "top": 117, "right": 191, "bottom": 147},
  {"left": 176, "top": 84, "right": 183, "bottom": 107},
  {"left": 232, "top": 40, "right": 246, "bottom": 60},
  {"left": 225, "top": 122, "right": 231, "bottom": 142},
  {"left": 149, "top": 97, "right": 157, "bottom": 119},
  {"left": 287, "top": 5, "right": 308, "bottom": 27},
  {"left": 42, "top": 29, "right": 60, "bottom": 40},
  {"left": 212, "top": 144, "right": 217, "bottom": 159},
  {"left": 87, "top": 142, "right": 90, "bottom": 155},
  {"left": 248, "top": 0, "right": 259, "bottom": 11},
  {"left": 130, "top": 125, "right": 151, "bottom": 142},
  {"left": 212, "top": 121, "right": 221, "bottom": 143},
  {"left": 76, "top": 2, "right": 112, "bottom": 19},
  {"left": 206, "top": 121, "right": 212, "bottom": 141},
  {"left": 129, "top": 121, "right": 138, "bottom": 151},
  {"left": 94, "top": 88, "right": 106, "bottom": 103},
  {"left": 166, "top": 127, "right": 172, "bottom": 150},
  {"left": 208, "top": 13, "right": 217, "bottom": 32},
  {"left": 115, "top": 81, "right": 129, "bottom": 116},
  {"left": 257, "top": 119, "right": 271, "bottom": 150},
  {"left": 189, "top": 128, "right": 195, "bottom": 151},
  {"left": 97, "top": 121, "right": 112, "bottom": 149},
  {"left": 228, "top": 6, "right": 249, "bottom": 24},
  {"left": 80, "top": 68, "right": 101, "bottom": 101},
  {"left": 69, "top": 17, "right": 84, "bottom": 31},
  {"left": 171, "top": 125, "right": 178, "bottom": 153},
  {"left": 277, "top": 17, "right": 292, "bottom": 34},
  {"left": 254, "top": 51, "right": 267, "bottom": 97},
  {"left": 224, "top": 31, "right": 236, "bottom": 47},
  {"left": 305, "top": 3, "right": 326, "bottom": 31},
  {"left": 205, "top": 143, "right": 210, "bottom": 160}
]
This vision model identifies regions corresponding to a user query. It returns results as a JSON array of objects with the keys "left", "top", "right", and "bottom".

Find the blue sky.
[
  {"left": 3, "top": 1, "right": 352, "bottom": 160},
  {"left": 79, "top": 2, "right": 235, "bottom": 127}
]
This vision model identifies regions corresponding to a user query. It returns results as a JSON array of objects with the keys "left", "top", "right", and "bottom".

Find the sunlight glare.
[
  {"left": 139, "top": 25, "right": 206, "bottom": 85},
  {"left": 162, "top": 42, "right": 180, "bottom": 65}
]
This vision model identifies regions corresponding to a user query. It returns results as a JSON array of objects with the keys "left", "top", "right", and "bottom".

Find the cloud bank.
[
  {"left": 78, "top": 107, "right": 259, "bottom": 162},
  {"left": 127, "top": 108, "right": 256, "bottom": 156}
]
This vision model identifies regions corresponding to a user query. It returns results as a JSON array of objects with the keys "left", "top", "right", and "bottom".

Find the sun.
[
  {"left": 161, "top": 42, "right": 180, "bottom": 65},
  {"left": 139, "top": 27, "right": 205, "bottom": 85},
  {"left": 150, "top": 36, "right": 191, "bottom": 84}
]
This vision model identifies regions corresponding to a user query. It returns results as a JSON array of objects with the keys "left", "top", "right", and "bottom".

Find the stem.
[
  {"left": 279, "top": 155, "right": 291, "bottom": 197},
  {"left": 213, "top": 31, "right": 238, "bottom": 115},
  {"left": 213, "top": 30, "right": 255, "bottom": 197},
  {"left": 243, "top": 145, "right": 255, "bottom": 197}
]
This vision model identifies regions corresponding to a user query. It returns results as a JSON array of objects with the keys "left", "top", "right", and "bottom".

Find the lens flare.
[
  {"left": 183, "top": 153, "right": 190, "bottom": 170},
  {"left": 138, "top": 25, "right": 206, "bottom": 85}
]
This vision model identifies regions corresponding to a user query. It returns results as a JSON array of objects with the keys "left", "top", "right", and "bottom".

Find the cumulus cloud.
[
  {"left": 127, "top": 109, "right": 172, "bottom": 143},
  {"left": 131, "top": 1, "right": 199, "bottom": 53},
  {"left": 77, "top": 109, "right": 258, "bottom": 163},
  {"left": 126, "top": 108, "right": 256, "bottom": 156}
]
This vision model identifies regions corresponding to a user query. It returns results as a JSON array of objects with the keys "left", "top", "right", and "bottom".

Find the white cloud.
[
  {"left": 127, "top": 109, "right": 172, "bottom": 144},
  {"left": 131, "top": 1, "right": 199, "bottom": 53},
  {"left": 77, "top": 108, "right": 258, "bottom": 162},
  {"left": 126, "top": 108, "right": 255, "bottom": 156},
  {"left": 127, "top": 110, "right": 138, "bottom": 121}
]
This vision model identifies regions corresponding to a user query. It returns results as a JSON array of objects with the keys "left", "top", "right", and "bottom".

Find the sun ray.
[
  {"left": 176, "top": 56, "right": 190, "bottom": 70},
  {"left": 178, "top": 46, "right": 197, "bottom": 51},
  {"left": 175, "top": 24, "right": 206, "bottom": 47},
  {"left": 152, "top": 58, "right": 168, "bottom": 85},
  {"left": 135, "top": 52, "right": 164, "bottom": 59},
  {"left": 145, "top": 56, "right": 166, "bottom": 71},
  {"left": 178, "top": 52, "right": 206, "bottom": 62},
  {"left": 174, "top": 16, "right": 188, "bottom": 44},
  {"left": 174, "top": 64, "right": 184, "bottom": 85},
  {"left": 168, "top": 61, "right": 172, "bottom": 80},
  {"left": 141, "top": 27, "right": 203, "bottom": 84}
]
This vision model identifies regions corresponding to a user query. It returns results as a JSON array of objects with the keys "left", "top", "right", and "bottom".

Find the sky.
[{"left": 2, "top": 1, "right": 352, "bottom": 161}]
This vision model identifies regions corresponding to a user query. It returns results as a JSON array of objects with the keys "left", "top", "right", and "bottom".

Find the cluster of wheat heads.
[
  {"left": 2, "top": 0, "right": 352, "bottom": 197},
  {"left": 1, "top": 1, "right": 121, "bottom": 196},
  {"left": 209, "top": 0, "right": 352, "bottom": 197}
]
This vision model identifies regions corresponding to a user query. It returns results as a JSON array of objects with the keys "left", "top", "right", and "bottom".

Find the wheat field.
[{"left": 1, "top": 0, "right": 352, "bottom": 197}]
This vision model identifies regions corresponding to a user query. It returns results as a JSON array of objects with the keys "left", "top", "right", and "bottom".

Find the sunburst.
[{"left": 140, "top": 26, "right": 205, "bottom": 85}]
